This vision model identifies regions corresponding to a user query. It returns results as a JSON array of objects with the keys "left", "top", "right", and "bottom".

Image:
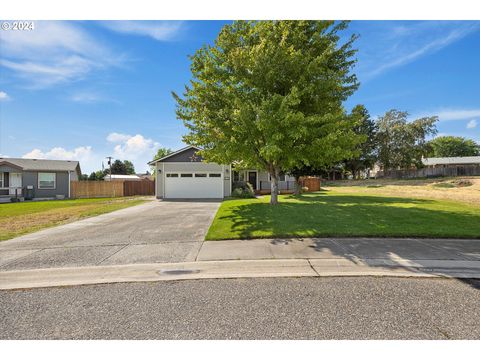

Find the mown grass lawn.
[
  {"left": 206, "top": 190, "right": 480, "bottom": 240},
  {"left": 0, "top": 197, "right": 147, "bottom": 241}
]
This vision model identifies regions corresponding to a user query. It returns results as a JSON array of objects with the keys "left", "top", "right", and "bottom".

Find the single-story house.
[
  {"left": 0, "top": 157, "right": 81, "bottom": 200},
  {"left": 137, "top": 172, "right": 154, "bottom": 181},
  {"left": 422, "top": 156, "right": 480, "bottom": 168},
  {"left": 148, "top": 145, "right": 295, "bottom": 199},
  {"left": 104, "top": 174, "right": 142, "bottom": 181}
]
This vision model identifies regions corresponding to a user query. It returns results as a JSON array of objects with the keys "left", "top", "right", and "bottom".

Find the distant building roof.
[
  {"left": 105, "top": 174, "right": 141, "bottom": 181},
  {"left": 422, "top": 156, "right": 480, "bottom": 166},
  {"left": 0, "top": 157, "right": 81, "bottom": 174}
]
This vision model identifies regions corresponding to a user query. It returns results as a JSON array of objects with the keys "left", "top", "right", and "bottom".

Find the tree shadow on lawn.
[
  {"left": 215, "top": 193, "right": 480, "bottom": 290},
  {"left": 218, "top": 193, "right": 480, "bottom": 241}
]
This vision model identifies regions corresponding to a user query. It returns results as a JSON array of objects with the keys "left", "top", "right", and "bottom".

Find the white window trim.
[
  {"left": 38, "top": 172, "right": 56, "bottom": 190},
  {"left": 246, "top": 170, "right": 259, "bottom": 190},
  {"left": 268, "top": 173, "right": 287, "bottom": 182},
  {"left": 0, "top": 172, "right": 3, "bottom": 188}
]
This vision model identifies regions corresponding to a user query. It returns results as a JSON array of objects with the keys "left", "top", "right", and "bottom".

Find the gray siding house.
[
  {"left": 148, "top": 145, "right": 295, "bottom": 199},
  {"left": 0, "top": 158, "right": 81, "bottom": 200}
]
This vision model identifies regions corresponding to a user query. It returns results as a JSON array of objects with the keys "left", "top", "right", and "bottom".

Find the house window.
[
  {"left": 166, "top": 173, "right": 178, "bottom": 177},
  {"left": 0, "top": 172, "right": 3, "bottom": 188},
  {"left": 233, "top": 171, "right": 244, "bottom": 181},
  {"left": 38, "top": 172, "right": 56, "bottom": 189},
  {"left": 180, "top": 173, "right": 193, "bottom": 177},
  {"left": 209, "top": 173, "right": 221, "bottom": 177},
  {"left": 195, "top": 173, "right": 207, "bottom": 177},
  {"left": 268, "top": 173, "right": 286, "bottom": 181}
]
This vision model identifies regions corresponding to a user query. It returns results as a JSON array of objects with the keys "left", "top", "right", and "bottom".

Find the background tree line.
[
  {"left": 327, "top": 107, "right": 479, "bottom": 179},
  {"left": 79, "top": 160, "right": 137, "bottom": 181}
]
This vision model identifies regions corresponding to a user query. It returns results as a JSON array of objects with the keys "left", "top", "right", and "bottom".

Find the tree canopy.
[
  {"left": 174, "top": 20, "right": 362, "bottom": 204},
  {"left": 343, "top": 104, "right": 377, "bottom": 178},
  {"left": 124, "top": 160, "right": 135, "bottom": 175},
  {"left": 376, "top": 109, "right": 438, "bottom": 171},
  {"left": 428, "top": 136, "right": 479, "bottom": 157},
  {"left": 153, "top": 147, "right": 173, "bottom": 161},
  {"left": 109, "top": 160, "right": 136, "bottom": 175}
]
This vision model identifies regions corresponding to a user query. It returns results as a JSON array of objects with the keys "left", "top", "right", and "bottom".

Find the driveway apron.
[{"left": 0, "top": 200, "right": 220, "bottom": 270}]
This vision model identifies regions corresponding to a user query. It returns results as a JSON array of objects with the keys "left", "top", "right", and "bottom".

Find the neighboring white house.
[
  {"left": 148, "top": 145, "right": 295, "bottom": 199},
  {"left": 422, "top": 156, "right": 480, "bottom": 168},
  {"left": 104, "top": 174, "right": 142, "bottom": 181}
]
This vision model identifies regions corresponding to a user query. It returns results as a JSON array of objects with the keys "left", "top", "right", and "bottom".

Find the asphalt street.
[{"left": 1, "top": 277, "right": 479, "bottom": 339}]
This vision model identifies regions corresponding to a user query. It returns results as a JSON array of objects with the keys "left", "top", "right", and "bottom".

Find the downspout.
[
  {"left": 68, "top": 171, "right": 71, "bottom": 198},
  {"left": 162, "top": 162, "right": 165, "bottom": 198}
]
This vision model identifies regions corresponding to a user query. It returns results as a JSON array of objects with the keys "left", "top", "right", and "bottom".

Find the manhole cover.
[{"left": 158, "top": 269, "right": 201, "bottom": 275}]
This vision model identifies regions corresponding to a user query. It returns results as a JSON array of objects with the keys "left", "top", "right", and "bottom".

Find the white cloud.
[
  {"left": 22, "top": 146, "right": 93, "bottom": 161},
  {"left": 111, "top": 134, "right": 159, "bottom": 158},
  {"left": 412, "top": 108, "right": 480, "bottom": 122},
  {"left": 435, "top": 109, "right": 480, "bottom": 121},
  {"left": 22, "top": 146, "right": 101, "bottom": 174},
  {"left": 0, "top": 21, "right": 124, "bottom": 88},
  {"left": 107, "top": 132, "right": 160, "bottom": 172},
  {"left": 69, "top": 91, "right": 118, "bottom": 104},
  {"left": 70, "top": 92, "right": 102, "bottom": 103},
  {"left": 467, "top": 119, "right": 478, "bottom": 129},
  {"left": 355, "top": 21, "right": 480, "bottom": 80},
  {"left": 0, "top": 91, "right": 10, "bottom": 101},
  {"left": 107, "top": 132, "right": 132, "bottom": 143},
  {"left": 19, "top": 133, "right": 161, "bottom": 174},
  {"left": 101, "top": 21, "right": 183, "bottom": 41}
]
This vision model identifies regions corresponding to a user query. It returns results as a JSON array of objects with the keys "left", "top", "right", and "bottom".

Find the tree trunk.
[
  {"left": 270, "top": 170, "right": 279, "bottom": 205},
  {"left": 294, "top": 175, "right": 301, "bottom": 195}
]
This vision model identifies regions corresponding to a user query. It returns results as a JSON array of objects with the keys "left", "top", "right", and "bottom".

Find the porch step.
[{"left": 0, "top": 196, "right": 25, "bottom": 203}]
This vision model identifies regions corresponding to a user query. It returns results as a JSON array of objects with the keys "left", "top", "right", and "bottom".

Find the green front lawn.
[
  {"left": 206, "top": 190, "right": 480, "bottom": 240},
  {"left": 0, "top": 197, "right": 147, "bottom": 241}
]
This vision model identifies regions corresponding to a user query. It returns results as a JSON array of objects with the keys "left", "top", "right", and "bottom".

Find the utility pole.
[{"left": 106, "top": 156, "right": 113, "bottom": 181}]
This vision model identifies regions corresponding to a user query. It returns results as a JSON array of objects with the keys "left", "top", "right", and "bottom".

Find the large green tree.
[
  {"left": 428, "top": 136, "right": 479, "bottom": 157},
  {"left": 110, "top": 160, "right": 127, "bottom": 175},
  {"left": 124, "top": 160, "right": 135, "bottom": 175},
  {"left": 376, "top": 109, "right": 438, "bottom": 171},
  {"left": 174, "top": 21, "right": 362, "bottom": 204},
  {"left": 153, "top": 147, "right": 173, "bottom": 161},
  {"left": 343, "top": 104, "right": 377, "bottom": 179}
]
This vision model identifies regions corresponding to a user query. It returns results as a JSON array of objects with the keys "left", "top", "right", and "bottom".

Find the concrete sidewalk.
[
  {"left": 1, "top": 237, "right": 479, "bottom": 289},
  {"left": 197, "top": 237, "right": 480, "bottom": 262},
  {"left": 2, "top": 257, "right": 480, "bottom": 290}
]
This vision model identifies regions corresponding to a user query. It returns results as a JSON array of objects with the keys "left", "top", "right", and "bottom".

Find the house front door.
[
  {"left": 247, "top": 171, "right": 257, "bottom": 190},
  {"left": 9, "top": 173, "right": 22, "bottom": 196}
]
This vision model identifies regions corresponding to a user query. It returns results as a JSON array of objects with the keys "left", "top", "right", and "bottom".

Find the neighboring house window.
[
  {"left": 38, "top": 172, "right": 56, "bottom": 189},
  {"left": 0, "top": 172, "right": 3, "bottom": 188},
  {"left": 233, "top": 171, "right": 245, "bottom": 182},
  {"left": 268, "top": 173, "right": 286, "bottom": 181}
]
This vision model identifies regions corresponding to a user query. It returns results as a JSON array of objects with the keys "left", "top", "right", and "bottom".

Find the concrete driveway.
[{"left": 0, "top": 200, "right": 220, "bottom": 271}]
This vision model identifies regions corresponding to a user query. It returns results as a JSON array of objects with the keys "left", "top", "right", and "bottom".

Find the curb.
[{"left": 1, "top": 258, "right": 480, "bottom": 290}]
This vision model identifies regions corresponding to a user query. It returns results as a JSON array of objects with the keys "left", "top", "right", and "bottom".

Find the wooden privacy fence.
[
  {"left": 377, "top": 165, "right": 480, "bottom": 179},
  {"left": 70, "top": 180, "right": 154, "bottom": 198},
  {"left": 300, "top": 177, "right": 321, "bottom": 191},
  {"left": 123, "top": 180, "right": 155, "bottom": 196}
]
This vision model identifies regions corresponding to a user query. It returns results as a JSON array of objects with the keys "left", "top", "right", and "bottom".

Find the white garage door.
[{"left": 164, "top": 172, "right": 223, "bottom": 199}]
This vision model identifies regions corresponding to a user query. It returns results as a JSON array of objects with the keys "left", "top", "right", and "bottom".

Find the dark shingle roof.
[{"left": 0, "top": 157, "right": 81, "bottom": 173}]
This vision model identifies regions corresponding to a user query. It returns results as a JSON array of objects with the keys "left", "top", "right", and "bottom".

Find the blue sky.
[{"left": 0, "top": 20, "right": 479, "bottom": 173}]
